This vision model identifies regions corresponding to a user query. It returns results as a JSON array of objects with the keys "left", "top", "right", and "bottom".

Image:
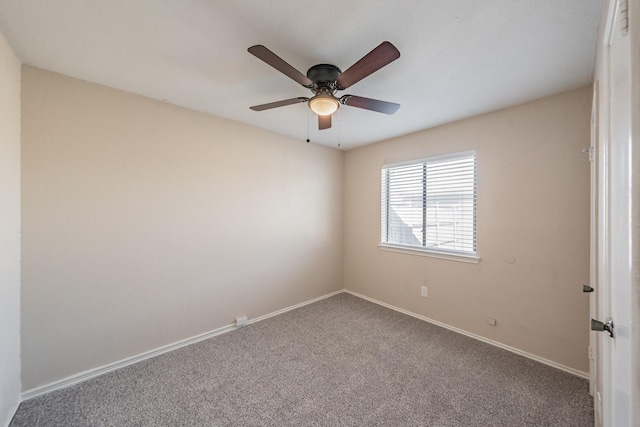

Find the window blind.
[{"left": 381, "top": 151, "right": 476, "bottom": 255}]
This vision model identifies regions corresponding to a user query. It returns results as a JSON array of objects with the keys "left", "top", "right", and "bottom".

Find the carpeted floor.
[{"left": 10, "top": 293, "right": 594, "bottom": 426}]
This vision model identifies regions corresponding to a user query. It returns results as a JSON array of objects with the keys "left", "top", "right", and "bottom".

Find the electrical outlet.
[
  {"left": 487, "top": 318, "right": 497, "bottom": 326},
  {"left": 421, "top": 286, "right": 428, "bottom": 297},
  {"left": 588, "top": 345, "right": 594, "bottom": 360},
  {"left": 235, "top": 316, "right": 248, "bottom": 327}
]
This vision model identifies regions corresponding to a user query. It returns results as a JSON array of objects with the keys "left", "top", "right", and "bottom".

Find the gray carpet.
[{"left": 10, "top": 293, "right": 594, "bottom": 426}]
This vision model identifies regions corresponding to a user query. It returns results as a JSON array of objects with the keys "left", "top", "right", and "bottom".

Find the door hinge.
[{"left": 619, "top": 0, "right": 629, "bottom": 36}]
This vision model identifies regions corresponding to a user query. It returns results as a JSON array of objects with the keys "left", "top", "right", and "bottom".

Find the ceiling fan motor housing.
[{"left": 306, "top": 64, "right": 341, "bottom": 91}]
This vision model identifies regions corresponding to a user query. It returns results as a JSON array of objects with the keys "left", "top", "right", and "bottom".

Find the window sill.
[{"left": 378, "top": 244, "right": 481, "bottom": 264}]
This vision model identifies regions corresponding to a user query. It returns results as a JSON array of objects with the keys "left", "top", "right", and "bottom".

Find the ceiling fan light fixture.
[{"left": 308, "top": 94, "right": 339, "bottom": 116}]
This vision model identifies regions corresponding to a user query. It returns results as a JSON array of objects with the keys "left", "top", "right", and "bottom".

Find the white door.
[{"left": 595, "top": 1, "right": 640, "bottom": 426}]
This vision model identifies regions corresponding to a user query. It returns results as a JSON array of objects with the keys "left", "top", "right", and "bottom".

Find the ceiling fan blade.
[
  {"left": 318, "top": 114, "right": 332, "bottom": 130},
  {"left": 248, "top": 45, "right": 313, "bottom": 88},
  {"left": 336, "top": 41, "right": 400, "bottom": 89},
  {"left": 341, "top": 95, "right": 400, "bottom": 115},
  {"left": 250, "top": 97, "right": 308, "bottom": 111}
]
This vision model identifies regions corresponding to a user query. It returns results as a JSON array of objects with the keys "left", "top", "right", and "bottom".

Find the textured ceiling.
[{"left": 0, "top": 0, "right": 601, "bottom": 150}]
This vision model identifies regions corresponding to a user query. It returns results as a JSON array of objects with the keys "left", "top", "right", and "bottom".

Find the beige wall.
[
  {"left": 21, "top": 66, "right": 344, "bottom": 390},
  {"left": 344, "top": 86, "right": 592, "bottom": 372},
  {"left": 20, "top": 62, "right": 591, "bottom": 391},
  {"left": 0, "top": 31, "right": 21, "bottom": 424}
]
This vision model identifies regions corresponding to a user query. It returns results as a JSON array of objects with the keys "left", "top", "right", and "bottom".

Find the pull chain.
[
  {"left": 306, "top": 109, "right": 310, "bottom": 143},
  {"left": 337, "top": 109, "right": 341, "bottom": 148}
]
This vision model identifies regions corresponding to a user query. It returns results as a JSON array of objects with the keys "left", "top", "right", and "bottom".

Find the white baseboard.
[
  {"left": 246, "top": 290, "right": 344, "bottom": 325},
  {"left": 21, "top": 323, "right": 235, "bottom": 401},
  {"left": 344, "top": 289, "right": 589, "bottom": 379},
  {"left": 21, "top": 289, "right": 344, "bottom": 401},
  {"left": 21, "top": 287, "right": 586, "bottom": 402},
  {"left": 3, "top": 399, "right": 20, "bottom": 427}
]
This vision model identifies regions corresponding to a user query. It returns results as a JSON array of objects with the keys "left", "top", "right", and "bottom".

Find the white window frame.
[{"left": 379, "top": 150, "right": 480, "bottom": 263}]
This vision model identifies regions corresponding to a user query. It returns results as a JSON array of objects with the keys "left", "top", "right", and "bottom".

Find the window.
[{"left": 381, "top": 151, "right": 477, "bottom": 260}]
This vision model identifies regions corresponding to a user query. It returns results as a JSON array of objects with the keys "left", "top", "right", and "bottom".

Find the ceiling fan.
[{"left": 248, "top": 42, "right": 401, "bottom": 130}]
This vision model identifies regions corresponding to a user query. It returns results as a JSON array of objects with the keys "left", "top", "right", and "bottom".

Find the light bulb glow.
[{"left": 308, "top": 94, "right": 339, "bottom": 116}]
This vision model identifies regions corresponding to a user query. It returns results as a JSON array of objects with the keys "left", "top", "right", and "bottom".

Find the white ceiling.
[{"left": 0, "top": 1, "right": 601, "bottom": 150}]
